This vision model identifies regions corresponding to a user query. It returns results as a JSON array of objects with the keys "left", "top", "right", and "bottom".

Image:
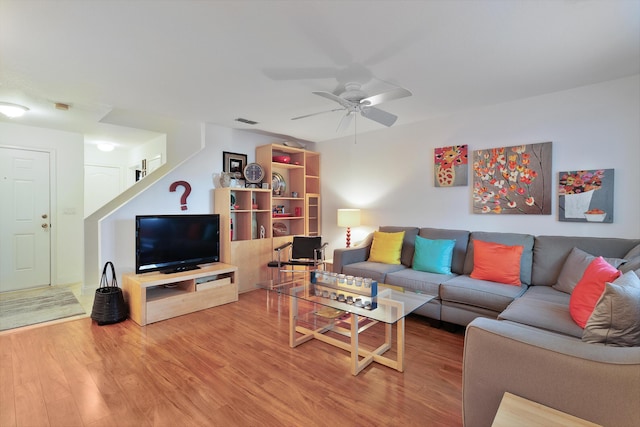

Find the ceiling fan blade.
[
  {"left": 263, "top": 67, "right": 337, "bottom": 80},
  {"left": 360, "top": 106, "right": 398, "bottom": 127},
  {"left": 360, "top": 87, "right": 412, "bottom": 106},
  {"left": 312, "top": 91, "right": 355, "bottom": 109},
  {"left": 336, "top": 112, "right": 353, "bottom": 133},
  {"left": 291, "top": 108, "right": 344, "bottom": 121}
]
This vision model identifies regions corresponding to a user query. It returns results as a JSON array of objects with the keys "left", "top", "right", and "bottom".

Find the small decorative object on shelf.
[
  {"left": 243, "top": 162, "right": 265, "bottom": 186},
  {"left": 272, "top": 154, "right": 291, "bottom": 163},
  {"left": 272, "top": 172, "right": 286, "bottom": 195},
  {"left": 273, "top": 222, "right": 287, "bottom": 236},
  {"left": 223, "top": 151, "right": 247, "bottom": 178}
]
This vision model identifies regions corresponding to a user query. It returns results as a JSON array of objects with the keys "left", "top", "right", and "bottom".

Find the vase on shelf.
[
  {"left": 252, "top": 213, "right": 258, "bottom": 239},
  {"left": 563, "top": 190, "right": 594, "bottom": 218}
]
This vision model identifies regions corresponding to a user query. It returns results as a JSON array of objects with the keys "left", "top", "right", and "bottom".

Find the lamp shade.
[{"left": 337, "top": 209, "right": 361, "bottom": 227}]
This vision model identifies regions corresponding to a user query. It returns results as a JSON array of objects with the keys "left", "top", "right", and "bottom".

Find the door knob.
[{"left": 41, "top": 223, "right": 49, "bottom": 229}]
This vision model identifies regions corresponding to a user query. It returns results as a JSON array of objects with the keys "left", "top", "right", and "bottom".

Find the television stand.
[
  {"left": 122, "top": 262, "right": 238, "bottom": 326},
  {"left": 162, "top": 265, "right": 200, "bottom": 274}
]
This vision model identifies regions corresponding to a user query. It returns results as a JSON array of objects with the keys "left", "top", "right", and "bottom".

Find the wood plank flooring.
[{"left": 0, "top": 289, "right": 465, "bottom": 427}]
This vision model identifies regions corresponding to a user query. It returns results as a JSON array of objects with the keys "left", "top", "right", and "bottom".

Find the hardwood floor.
[{"left": 0, "top": 289, "right": 465, "bottom": 427}]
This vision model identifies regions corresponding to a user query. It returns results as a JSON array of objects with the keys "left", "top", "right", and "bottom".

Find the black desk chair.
[{"left": 267, "top": 236, "right": 328, "bottom": 288}]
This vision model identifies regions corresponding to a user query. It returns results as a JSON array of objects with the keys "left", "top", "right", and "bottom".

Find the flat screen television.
[{"left": 135, "top": 214, "right": 220, "bottom": 274}]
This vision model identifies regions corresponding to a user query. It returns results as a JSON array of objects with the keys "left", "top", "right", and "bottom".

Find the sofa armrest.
[
  {"left": 463, "top": 318, "right": 640, "bottom": 427},
  {"left": 332, "top": 246, "right": 368, "bottom": 274},
  {"left": 332, "top": 233, "right": 374, "bottom": 273}
]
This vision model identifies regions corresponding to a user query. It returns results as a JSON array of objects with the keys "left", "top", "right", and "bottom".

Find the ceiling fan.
[{"left": 292, "top": 82, "right": 412, "bottom": 132}]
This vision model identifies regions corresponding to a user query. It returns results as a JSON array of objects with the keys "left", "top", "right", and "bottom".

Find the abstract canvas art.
[
  {"left": 472, "top": 142, "right": 552, "bottom": 214},
  {"left": 558, "top": 169, "right": 614, "bottom": 223},
  {"left": 434, "top": 145, "right": 468, "bottom": 187}
]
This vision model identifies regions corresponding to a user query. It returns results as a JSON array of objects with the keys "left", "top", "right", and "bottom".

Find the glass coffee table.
[{"left": 273, "top": 275, "right": 435, "bottom": 376}]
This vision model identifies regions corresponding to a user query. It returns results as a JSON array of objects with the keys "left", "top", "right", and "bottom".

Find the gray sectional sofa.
[{"left": 332, "top": 226, "right": 640, "bottom": 427}]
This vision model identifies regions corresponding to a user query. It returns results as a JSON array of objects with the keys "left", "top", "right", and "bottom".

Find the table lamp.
[{"left": 337, "top": 208, "right": 361, "bottom": 248}]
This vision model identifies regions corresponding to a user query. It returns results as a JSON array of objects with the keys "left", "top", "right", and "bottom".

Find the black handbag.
[{"left": 91, "top": 261, "right": 128, "bottom": 325}]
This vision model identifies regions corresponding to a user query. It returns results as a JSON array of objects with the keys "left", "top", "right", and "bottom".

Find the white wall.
[
  {"left": 93, "top": 124, "right": 281, "bottom": 286},
  {"left": 84, "top": 133, "right": 168, "bottom": 217},
  {"left": 319, "top": 75, "right": 640, "bottom": 251},
  {"left": 84, "top": 119, "right": 204, "bottom": 289},
  {"left": 0, "top": 122, "right": 84, "bottom": 285}
]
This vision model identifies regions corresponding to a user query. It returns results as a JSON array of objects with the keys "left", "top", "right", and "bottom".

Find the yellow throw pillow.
[{"left": 368, "top": 231, "right": 405, "bottom": 265}]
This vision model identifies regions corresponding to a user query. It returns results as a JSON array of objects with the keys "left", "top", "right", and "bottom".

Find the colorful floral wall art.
[
  {"left": 472, "top": 142, "right": 552, "bottom": 214},
  {"left": 558, "top": 169, "right": 614, "bottom": 223},
  {"left": 434, "top": 145, "right": 468, "bottom": 187}
]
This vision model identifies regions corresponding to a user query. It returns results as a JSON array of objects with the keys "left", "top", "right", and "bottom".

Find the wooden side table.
[{"left": 492, "top": 392, "right": 601, "bottom": 427}]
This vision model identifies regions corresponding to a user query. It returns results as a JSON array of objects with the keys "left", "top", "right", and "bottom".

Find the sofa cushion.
[
  {"left": 379, "top": 226, "right": 419, "bottom": 267},
  {"left": 620, "top": 243, "right": 640, "bottom": 273},
  {"left": 532, "top": 235, "right": 640, "bottom": 286},
  {"left": 463, "top": 232, "right": 534, "bottom": 285},
  {"left": 623, "top": 243, "right": 640, "bottom": 259},
  {"left": 517, "top": 285, "right": 571, "bottom": 305},
  {"left": 470, "top": 240, "right": 523, "bottom": 285},
  {"left": 583, "top": 271, "right": 640, "bottom": 347},
  {"left": 385, "top": 268, "right": 453, "bottom": 296},
  {"left": 342, "top": 261, "right": 406, "bottom": 283},
  {"left": 412, "top": 236, "right": 456, "bottom": 274},
  {"left": 418, "top": 228, "right": 470, "bottom": 275},
  {"left": 569, "top": 257, "right": 621, "bottom": 328},
  {"left": 499, "top": 295, "right": 583, "bottom": 338},
  {"left": 368, "top": 231, "right": 405, "bottom": 264},
  {"left": 620, "top": 257, "right": 640, "bottom": 274},
  {"left": 440, "top": 275, "right": 527, "bottom": 313},
  {"left": 554, "top": 247, "right": 627, "bottom": 294}
]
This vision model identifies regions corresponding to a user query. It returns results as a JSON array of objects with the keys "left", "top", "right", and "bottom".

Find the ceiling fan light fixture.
[{"left": 0, "top": 102, "right": 29, "bottom": 118}]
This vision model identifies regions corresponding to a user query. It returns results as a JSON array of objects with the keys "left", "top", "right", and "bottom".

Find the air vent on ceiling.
[{"left": 235, "top": 117, "right": 258, "bottom": 125}]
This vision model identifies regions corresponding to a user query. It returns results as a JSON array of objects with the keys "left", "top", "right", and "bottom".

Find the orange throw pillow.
[
  {"left": 569, "top": 257, "right": 622, "bottom": 328},
  {"left": 470, "top": 240, "right": 524, "bottom": 285}
]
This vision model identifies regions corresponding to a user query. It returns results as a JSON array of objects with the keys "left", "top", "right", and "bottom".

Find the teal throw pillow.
[{"left": 412, "top": 236, "right": 456, "bottom": 274}]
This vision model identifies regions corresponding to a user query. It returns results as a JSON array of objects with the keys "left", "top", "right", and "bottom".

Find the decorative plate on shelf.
[
  {"left": 272, "top": 172, "right": 286, "bottom": 195},
  {"left": 273, "top": 222, "right": 288, "bottom": 236}
]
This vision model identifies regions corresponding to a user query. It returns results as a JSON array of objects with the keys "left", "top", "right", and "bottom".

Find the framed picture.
[
  {"left": 223, "top": 151, "right": 247, "bottom": 178},
  {"left": 559, "top": 169, "right": 614, "bottom": 223},
  {"left": 472, "top": 141, "right": 552, "bottom": 215},
  {"left": 434, "top": 145, "right": 468, "bottom": 187}
]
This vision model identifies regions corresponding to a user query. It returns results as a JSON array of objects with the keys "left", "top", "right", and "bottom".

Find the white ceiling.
[{"left": 1, "top": 0, "right": 638, "bottom": 146}]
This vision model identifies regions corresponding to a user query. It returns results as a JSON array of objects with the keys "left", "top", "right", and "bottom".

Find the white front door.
[{"left": 0, "top": 147, "right": 51, "bottom": 292}]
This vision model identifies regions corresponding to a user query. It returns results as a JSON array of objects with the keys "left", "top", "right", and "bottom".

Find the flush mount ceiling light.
[
  {"left": 97, "top": 143, "right": 115, "bottom": 152},
  {"left": 0, "top": 102, "right": 29, "bottom": 118}
]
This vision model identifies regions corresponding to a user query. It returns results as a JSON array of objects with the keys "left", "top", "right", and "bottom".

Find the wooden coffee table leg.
[
  {"left": 396, "top": 317, "right": 405, "bottom": 372},
  {"left": 351, "top": 313, "right": 359, "bottom": 375}
]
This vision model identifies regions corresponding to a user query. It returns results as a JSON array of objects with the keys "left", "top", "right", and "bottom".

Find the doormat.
[{"left": 0, "top": 286, "right": 85, "bottom": 331}]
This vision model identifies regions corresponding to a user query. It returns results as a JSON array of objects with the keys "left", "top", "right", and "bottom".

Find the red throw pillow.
[
  {"left": 470, "top": 240, "right": 524, "bottom": 285},
  {"left": 569, "top": 257, "right": 622, "bottom": 328}
]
